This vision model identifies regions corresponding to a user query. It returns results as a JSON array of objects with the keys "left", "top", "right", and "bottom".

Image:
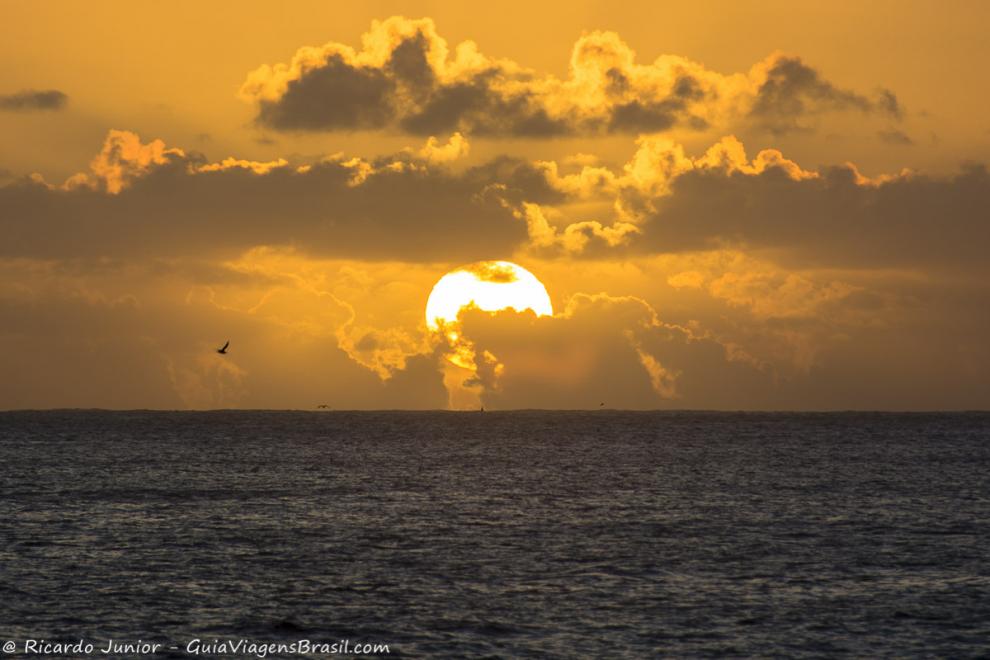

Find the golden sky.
[{"left": 1, "top": 2, "right": 988, "bottom": 409}]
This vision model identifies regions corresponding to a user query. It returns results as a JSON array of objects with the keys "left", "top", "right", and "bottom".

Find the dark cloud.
[
  {"left": 606, "top": 75, "right": 712, "bottom": 133},
  {"left": 0, "top": 139, "right": 534, "bottom": 262},
  {"left": 608, "top": 100, "right": 679, "bottom": 133},
  {"left": 455, "top": 279, "right": 990, "bottom": 410},
  {"left": 257, "top": 54, "right": 395, "bottom": 131},
  {"left": 462, "top": 307, "right": 664, "bottom": 409},
  {"left": 637, "top": 163, "right": 989, "bottom": 272},
  {"left": 0, "top": 89, "right": 68, "bottom": 112},
  {"left": 457, "top": 298, "right": 781, "bottom": 410},
  {"left": 465, "top": 155, "right": 566, "bottom": 205},
  {"left": 254, "top": 35, "right": 571, "bottom": 137},
  {"left": 241, "top": 18, "right": 898, "bottom": 137},
  {"left": 750, "top": 56, "right": 902, "bottom": 134},
  {"left": 399, "top": 79, "right": 572, "bottom": 137}
]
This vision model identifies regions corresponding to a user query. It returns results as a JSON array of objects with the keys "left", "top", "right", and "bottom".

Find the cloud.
[
  {"left": 240, "top": 17, "right": 902, "bottom": 137},
  {"left": 516, "top": 135, "right": 988, "bottom": 274},
  {"left": 452, "top": 293, "right": 783, "bottom": 409},
  {"left": 501, "top": 135, "right": 817, "bottom": 256},
  {"left": 473, "top": 256, "right": 990, "bottom": 409},
  {"left": 415, "top": 131, "right": 469, "bottom": 163},
  {"left": 63, "top": 129, "right": 186, "bottom": 193},
  {"left": 639, "top": 157, "right": 989, "bottom": 272},
  {"left": 748, "top": 56, "right": 901, "bottom": 134},
  {"left": 6, "top": 129, "right": 986, "bottom": 281},
  {"left": 0, "top": 89, "right": 68, "bottom": 112},
  {"left": 0, "top": 130, "right": 531, "bottom": 262}
]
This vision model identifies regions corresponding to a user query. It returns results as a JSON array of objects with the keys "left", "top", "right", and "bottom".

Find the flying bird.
[{"left": 217, "top": 341, "right": 229, "bottom": 355}]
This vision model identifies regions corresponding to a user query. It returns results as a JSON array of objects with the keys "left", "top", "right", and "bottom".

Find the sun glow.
[
  {"left": 425, "top": 261, "right": 553, "bottom": 408},
  {"left": 425, "top": 261, "right": 553, "bottom": 330}
]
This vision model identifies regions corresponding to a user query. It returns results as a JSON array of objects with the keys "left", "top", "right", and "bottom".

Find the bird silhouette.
[{"left": 217, "top": 340, "right": 229, "bottom": 355}]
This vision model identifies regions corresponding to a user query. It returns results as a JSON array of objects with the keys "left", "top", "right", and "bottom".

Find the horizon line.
[{"left": 2, "top": 407, "right": 988, "bottom": 414}]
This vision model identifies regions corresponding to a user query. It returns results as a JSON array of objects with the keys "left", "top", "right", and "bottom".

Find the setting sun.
[{"left": 425, "top": 261, "right": 553, "bottom": 331}]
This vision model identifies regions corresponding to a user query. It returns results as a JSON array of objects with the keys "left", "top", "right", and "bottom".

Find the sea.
[{"left": 1, "top": 411, "right": 988, "bottom": 658}]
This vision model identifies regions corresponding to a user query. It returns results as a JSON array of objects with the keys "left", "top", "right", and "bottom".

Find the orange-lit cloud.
[
  {"left": 5, "top": 130, "right": 988, "bottom": 277},
  {"left": 240, "top": 17, "right": 903, "bottom": 137},
  {"left": 3, "top": 130, "right": 528, "bottom": 262}
]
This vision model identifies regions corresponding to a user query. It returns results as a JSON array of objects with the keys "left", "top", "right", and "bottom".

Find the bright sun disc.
[{"left": 425, "top": 261, "right": 553, "bottom": 330}]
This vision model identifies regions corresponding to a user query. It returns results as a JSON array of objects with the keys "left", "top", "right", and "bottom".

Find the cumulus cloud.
[
  {"left": 5, "top": 126, "right": 987, "bottom": 285},
  {"left": 0, "top": 130, "right": 531, "bottom": 262},
  {"left": 240, "top": 17, "right": 902, "bottom": 137},
  {"left": 6, "top": 129, "right": 986, "bottom": 280},
  {"left": 516, "top": 135, "right": 988, "bottom": 274},
  {"left": 639, "top": 156, "right": 989, "bottom": 272},
  {"left": 63, "top": 129, "right": 186, "bottom": 193},
  {"left": 0, "top": 89, "right": 68, "bottom": 112},
  {"left": 415, "top": 131, "right": 470, "bottom": 163}
]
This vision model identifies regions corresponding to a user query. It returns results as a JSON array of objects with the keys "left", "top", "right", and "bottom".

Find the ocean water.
[{"left": 1, "top": 411, "right": 988, "bottom": 658}]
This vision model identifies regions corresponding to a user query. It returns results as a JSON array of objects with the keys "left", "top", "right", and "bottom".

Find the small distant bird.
[
  {"left": 217, "top": 340, "right": 229, "bottom": 355},
  {"left": 600, "top": 402, "right": 605, "bottom": 407}
]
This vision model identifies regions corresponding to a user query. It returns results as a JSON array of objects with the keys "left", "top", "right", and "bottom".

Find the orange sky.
[{"left": 1, "top": 2, "right": 988, "bottom": 409}]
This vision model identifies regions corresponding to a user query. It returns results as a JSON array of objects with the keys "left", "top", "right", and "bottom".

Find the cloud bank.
[
  {"left": 240, "top": 17, "right": 902, "bottom": 136},
  {"left": 4, "top": 130, "right": 987, "bottom": 281},
  {"left": 1, "top": 130, "right": 532, "bottom": 262}
]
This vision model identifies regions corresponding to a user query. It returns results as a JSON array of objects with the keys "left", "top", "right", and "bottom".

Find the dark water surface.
[{"left": 1, "top": 411, "right": 989, "bottom": 658}]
